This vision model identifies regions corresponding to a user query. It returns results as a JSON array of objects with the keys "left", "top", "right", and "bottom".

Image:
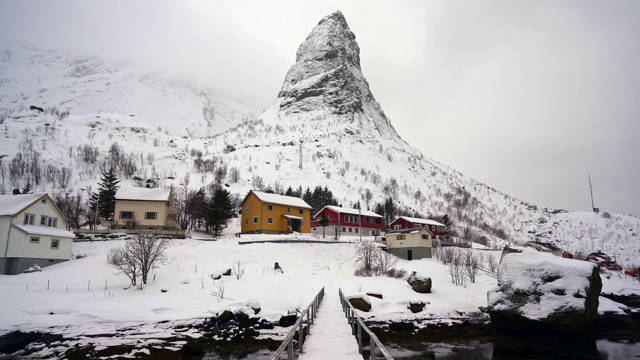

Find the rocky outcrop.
[
  {"left": 407, "top": 271, "right": 432, "bottom": 293},
  {"left": 487, "top": 248, "right": 601, "bottom": 334},
  {"left": 408, "top": 301, "right": 426, "bottom": 313},
  {"left": 266, "top": 11, "right": 398, "bottom": 139}
]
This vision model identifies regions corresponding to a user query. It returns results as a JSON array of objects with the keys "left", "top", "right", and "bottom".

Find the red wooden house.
[
  {"left": 388, "top": 216, "right": 447, "bottom": 236},
  {"left": 310, "top": 205, "right": 383, "bottom": 237},
  {"left": 585, "top": 251, "right": 622, "bottom": 271}
]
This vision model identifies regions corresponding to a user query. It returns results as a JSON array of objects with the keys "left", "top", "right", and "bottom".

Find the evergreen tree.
[
  {"left": 285, "top": 186, "right": 294, "bottom": 196},
  {"left": 302, "top": 187, "right": 312, "bottom": 207},
  {"left": 22, "top": 182, "right": 32, "bottom": 194},
  {"left": 205, "top": 188, "right": 236, "bottom": 236},
  {"left": 90, "top": 168, "right": 120, "bottom": 222},
  {"left": 383, "top": 197, "right": 396, "bottom": 229}
]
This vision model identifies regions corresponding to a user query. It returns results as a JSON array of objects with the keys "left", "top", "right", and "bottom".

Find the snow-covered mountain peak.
[{"left": 264, "top": 11, "right": 397, "bottom": 139}]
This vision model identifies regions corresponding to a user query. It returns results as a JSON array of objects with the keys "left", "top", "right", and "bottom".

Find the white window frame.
[
  {"left": 24, "top": 213, "right": 35, "bottom": 225},
  {"left": 394, "top": 224, "right": 401, "bottom": 229},
  {"left": 268, "top": 204, "right": 274, "bottom": 211},
  {"left": 145, "top": 212, "right": 157, "bottom": 220},
  {"left": 40, "top": 216, "right": 47, "bottom": 225},
  {"left": 299, "top": 208, "right": 304, "bottom": 215},
  {"left": 47, "top": 217, "right": 58, "bottom": 228},
  {"left": 30, "top": 236, "right": 40, "bottom": 243},
  {"left": 253, "top": 217, "right": 258, "bottom": 224},
  {"left": 268, "top": 217, "right": 273, "bottom": 224},
  {"left": 51, "top": 238, "right": 60, "bottom": 249}
]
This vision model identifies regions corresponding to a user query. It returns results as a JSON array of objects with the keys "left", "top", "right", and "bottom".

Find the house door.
[
  {"left": 407, "top": 250, "right": 413, "bottom": 261},
  {"left": 287, "top": 218, "right": 301, "bottom": 232}
]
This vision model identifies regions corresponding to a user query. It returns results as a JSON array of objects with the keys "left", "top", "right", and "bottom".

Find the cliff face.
[{"left": 270, "top": 11, "right": 397, "bottom": 139}]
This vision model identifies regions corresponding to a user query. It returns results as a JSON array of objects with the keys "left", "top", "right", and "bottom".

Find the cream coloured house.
[
  {"left": 0, "top": 193, "right": 76, "bottom": 274},
  {"left": 113, "top": 186, "right": 180, "bottom": 232},
  {"left": 384, "top": 227, "right": 433, "bottom": 260}
]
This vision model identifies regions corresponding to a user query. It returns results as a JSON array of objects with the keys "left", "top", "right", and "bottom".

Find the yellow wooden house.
[{"left": 240, "top": 191, "right": 312, "bottom": 234}]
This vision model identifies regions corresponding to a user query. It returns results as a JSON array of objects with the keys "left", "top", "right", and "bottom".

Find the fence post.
[
  {"left": 287, "top": 338, "right": 293, "bottom": 360},
  {"left": 370, "top": 339, "right": 376, "bottom": 360},
  {"left": 357, "top": 322, "right": 363, "bottom": 354},
  {"left": 299, "top": 319, "right": 304, "bottom": 353}
]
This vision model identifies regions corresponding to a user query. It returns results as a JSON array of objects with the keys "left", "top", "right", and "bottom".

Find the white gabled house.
[{"left": 0, "top": 193, "right": 76, "bottom": 275}]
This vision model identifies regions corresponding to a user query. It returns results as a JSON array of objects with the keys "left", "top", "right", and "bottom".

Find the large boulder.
[
  {"left": 347, "top": 293, "right": 372, "bottom": 312},
  {"left": 408, "top": 301, "right": 426, "bottom": 313},
  {"left": 407, "top": 271, "right": 432, "bottom": 293},
  {"left": 487, "top": 248, "right": 602, "bottom": 335}
]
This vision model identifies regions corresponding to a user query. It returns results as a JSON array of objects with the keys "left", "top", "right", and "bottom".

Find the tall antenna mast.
[{"left": 589, "top": 174, "right": 599, "bottom": 213}]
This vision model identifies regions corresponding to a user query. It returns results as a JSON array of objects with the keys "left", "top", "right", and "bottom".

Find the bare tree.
[
  {"left": 229, "top": 166, "right": 241, "bottom": 183},
  {"left": 486, "top": 254, "right": 498, "bottom": 273},
  {"left": 57, "top": 167, "right": 73, "bottom": 190},
  {"left": 463, "top": 248, "right": 479, "bottom": 283},
  {"left": 108, "top": 247, "right": 139, "bottom": 287},
  {"left": 363, "top": 188, "right": 373, "bottom": 210},
  {"left": 376, "top": 249, "right": 398, "bottom": 275},
  {"left": 108, "top": 233, "right": 170, "bottom": 286},
  {"left": 232, "top": 259, "right": 246, "bottom": 280},
  {"left": 355, "top": 240, "right": 378, "bottom": 276}
]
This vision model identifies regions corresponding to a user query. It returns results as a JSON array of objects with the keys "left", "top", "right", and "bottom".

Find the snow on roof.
[
  {"left": 316, "top": 205, "right": 381, "bottom": 218},
  {"left": 385, "top": 228, "right": 429, "bottom": 235},
  {"left": 0, "top": 194, "right": 45, "bottom": 216},
  {"left": 115, "top": 186, "right": 171, "bottom": 201},
  {"left": 250, "top": 191, "right": 311, "bottom": 209},
  {"left": 397, "top": 216, "right": 445, "bottom": 227},
  {"left": 12, "top": 224, "right": 76, "bottom": 238}
]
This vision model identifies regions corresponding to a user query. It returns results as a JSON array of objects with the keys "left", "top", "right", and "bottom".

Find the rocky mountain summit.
[{"left": 264, "top": 11, "right": 397, "bottom": 139}]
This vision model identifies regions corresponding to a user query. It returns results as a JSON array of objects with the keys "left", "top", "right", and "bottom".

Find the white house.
[
  {"left": 0, "top": 193, "right": 76, "bottom": 275},
  {"left": 384, "top": 227, "right": 433, "bottom": 260}
]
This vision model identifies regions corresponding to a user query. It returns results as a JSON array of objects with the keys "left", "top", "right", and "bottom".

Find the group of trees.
[
  {"left": 283, "top": 185, "right": 338, "bottom": 216},
  {"left": 174, "top": 182, "right": 236, "bottom": 236}
]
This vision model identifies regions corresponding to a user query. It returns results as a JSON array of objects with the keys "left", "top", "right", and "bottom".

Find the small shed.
[{"left": 384, "top": 227, "right": 433, "bottom": 260}]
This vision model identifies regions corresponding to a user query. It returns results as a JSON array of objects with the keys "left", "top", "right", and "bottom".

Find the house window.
[
  {"left": 287, "top": 207, "right": 290, "bottom": 213},
  {"left": 253, "top": 217, "right": 258, "bottom": 224},
  {"left": 41, "top": 199, "right": 47, "bottom": 204},
  {"left": 355, "top": 228, "right": 358, "bottom": 233},
  {"left": 298, "top": 208, "right": 304, "bottom": 215},
  {"left": 51, "top": 239, "right": 60, "bottom": 249},
  {"left": 145, "top": 212, "right": 157, "bottom": 220},
  {"left": 394, "top": 225, "right": 400, "bottom": 229},
  {"left": 345, "top": 215, "right": 358, "bottom": 223},
  {"left": 30, "top": 236, "right": 40, "bottom": 243},
  {"left": 40, "top": 216, "right": 47, "bottom": 225},
  {"left": 245, "top": 205, "right": 250, "bottom": 212},
  {"left": 48, "top": 259, "right": 54, "bottom": 263},
  {"left": 422, "top": 234, "right": 429, "bottom": 239},
  {"left": 245, "top": 219, "right": 248, "bottom": 225},
  {"left": 301, "top": 220, "right": 304, "bottom": 228},
  {"left": 268, "top": 217, "right": 273, "bottom": 224},
  {"left": 47, "top": 217, "right": 58, "bottom": 228},
  {"left": 24, "top": 214, "right": 35, "bottom": 225},
  {"left": 397, "top": 235, "right": 406, "bottom": 240},
  {"left": 120, "top": 211, "right": 134, "bottom": 219},
  {"left": 349, "top": 228, "right": 352, "bottom": 233},
  {"left": 342, "top": 227, "right": 346, "bottom": 232},
  {"left": 432, "top": 225, "right": 436, "bottom": 231},
  {"left": 268, "top": 204, "right": 274, "bottom": 211}
]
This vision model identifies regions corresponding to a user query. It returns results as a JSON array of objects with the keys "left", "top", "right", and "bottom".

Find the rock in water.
[
  {"left": 407, "top": 271, "right": 432, "bottom": 293},
  {"left": 487, "top": 248, "right": 601, "bottom": 335}
]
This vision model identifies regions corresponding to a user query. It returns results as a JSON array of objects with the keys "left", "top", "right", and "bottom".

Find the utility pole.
[
  {"left": 359, "top": 207, "right": 362, "bottom": 242},
  {"left": 588, "top": 174, "right": 599, "bottom": 213},
  {"left": 299, "top": 141, "right": 303, "bottom": 170}
]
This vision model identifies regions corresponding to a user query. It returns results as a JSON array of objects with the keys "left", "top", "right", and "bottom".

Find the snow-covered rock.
[
  {"left": 407, "top": 271, "right": 432, "bottom": 293},
  {"left": 487, "top": 247, "right": 602, "bottom": 334},
  {"left": 347, "top": 293, "right": 372, "bottom": 312}
]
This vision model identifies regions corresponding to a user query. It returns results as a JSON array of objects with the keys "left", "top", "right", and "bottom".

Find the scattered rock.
[
  {"left": 347, "top": 294, "right": 372, "bottom": 312},
  {"left": 408, "top": 301, "right": 426, "bottom": 313},
  {"left": 29, "top": 105, "right": 44, "bottom": 112},
  {"left": 407, "top": 271, "right": 432, "bottom": 293},
  {"left": 278, "top": 313, "right": 298, "bottom": 327}
]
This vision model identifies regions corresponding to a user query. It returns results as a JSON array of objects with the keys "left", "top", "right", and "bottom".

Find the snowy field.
[{"left": 0, "top": 233, "right": 638, "bottom": 357}]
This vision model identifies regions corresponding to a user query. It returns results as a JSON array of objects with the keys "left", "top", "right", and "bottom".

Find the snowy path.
[{"left": 298, "top": 288, "right": 362, "bottom": 360}]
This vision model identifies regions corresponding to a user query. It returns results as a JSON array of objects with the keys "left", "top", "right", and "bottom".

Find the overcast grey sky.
[{"left": 1, "top": 0, "right": 639, "bottom": 216}]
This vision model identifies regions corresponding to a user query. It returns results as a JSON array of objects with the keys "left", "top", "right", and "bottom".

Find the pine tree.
[
  {"left": 22, "top": 182, "right": 32, "bottom": 194},
  {"left": 205, "top": 188, "right": 236, "bottom": 236},
  {"left": 90, "top": 168, "right": 120, "bottom": 222}
]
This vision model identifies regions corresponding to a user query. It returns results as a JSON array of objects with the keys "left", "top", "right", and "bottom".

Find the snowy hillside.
[
  {"left": 0, "top": 43, "right": 256, "bottom": 138},
  {"left": 0, "top": 12, "right": 638, "bottom": 268}
]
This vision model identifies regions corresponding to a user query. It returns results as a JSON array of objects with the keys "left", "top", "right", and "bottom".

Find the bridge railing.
[
  {"left": 271, "top": 287, "right": 325, "bottom": 360},
  {"left": 339, "top": 288, "right": 394, "bottom": 360}
]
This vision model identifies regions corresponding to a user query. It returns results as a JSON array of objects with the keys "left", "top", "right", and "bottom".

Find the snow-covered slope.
[
  {"left": 0, "top": 12, "right": 638, "bottom": 267},
  {"left": 0, "top": 43, "right": 255, "bottom": 137}
]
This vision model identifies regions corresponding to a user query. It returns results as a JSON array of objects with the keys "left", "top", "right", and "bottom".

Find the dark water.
[{"left": 384, "top": 339, "right": 640, "bottom": 360}]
